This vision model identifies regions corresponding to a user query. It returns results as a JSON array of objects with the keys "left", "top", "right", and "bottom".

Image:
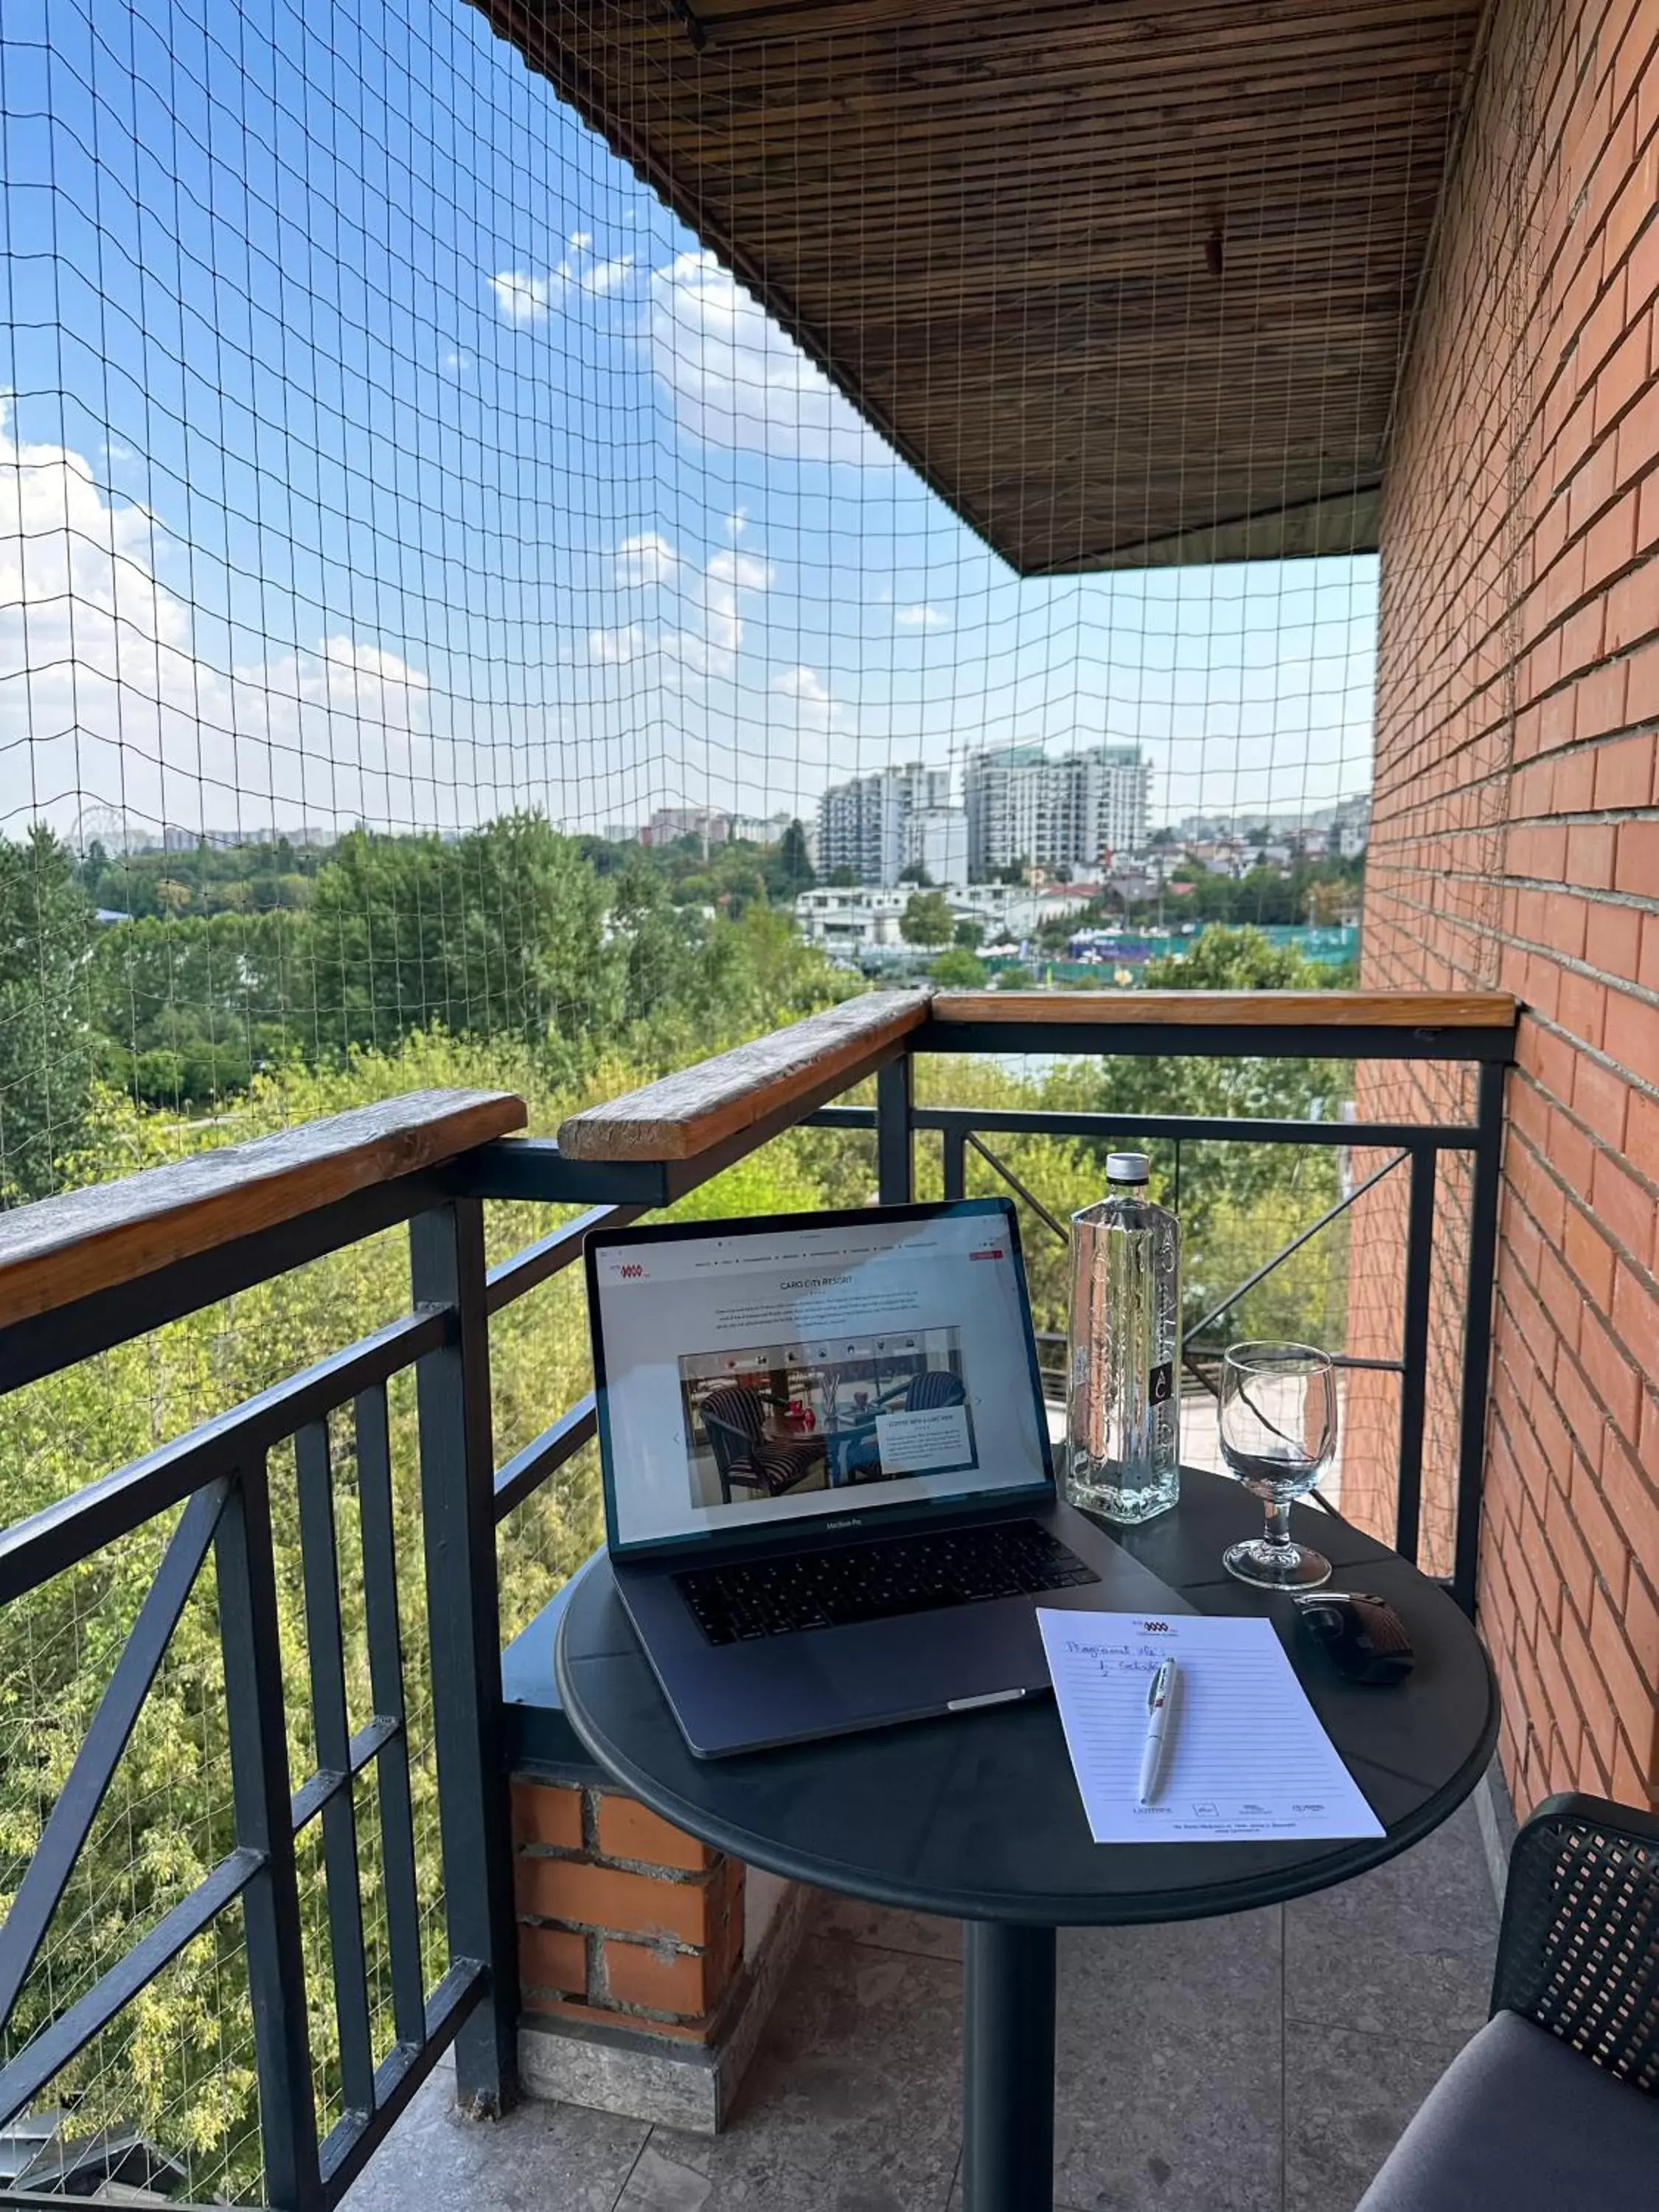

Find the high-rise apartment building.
[
  {"left": 964, "top": 743, "right": 1151, "bottom": 878},
  {"left": 903, "top": 807, "right": 968, "bottom": 886},
  {"left": 815, "top": 762, "right": 953, "bottom": 886}
]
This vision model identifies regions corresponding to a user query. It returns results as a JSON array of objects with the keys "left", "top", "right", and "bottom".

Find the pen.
[{"left": 1138, "top": 1658, "right": 1180, "bottom": 1805}]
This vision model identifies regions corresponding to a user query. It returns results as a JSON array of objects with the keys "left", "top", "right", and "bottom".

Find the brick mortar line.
[
  {"left": 1368, "top": 658, "right": 1659, "bottom": 782},
  {"left": 1368, "top": 824, "right": 1659, "bottom": 863},
  {"left": 515, "top": 1840, "right": 716, "bottom": 1885},
  {"left": 1377, "top": 389, "right": 1659, "bottom": 656},
  {"left": 1495, "top": 1154, "right": 1659, "bottom": 1545},
  {"left": 1484, "top": 1320, "right": 1658, "bottom": 1761},
  {"left": 1374, "top": 692, "right": 1659, "bottom": 785},
  {"left": 1505, "top": 1008, "right": 1659, "bottom": 1151},
  {"left": 1362, "top": 886, "right": 1659, "bottom": 995},
  {"left": 1489, "top": 1357, "right": 1627, "bottom": 1640},
  {"left": 518, "top": 1908, "right": 704, "bottom": 1956},
  {"left": 1487, "top": 1394, "right": 1603, "bottom": 1773},
  {"left": 1380, "top": 318, "right": 1659, "bottom": 643}
]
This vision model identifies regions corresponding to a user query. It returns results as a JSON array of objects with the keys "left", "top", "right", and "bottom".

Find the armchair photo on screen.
[
  {"left": 696, "top": 1384, "right": 828, "bottom": 1505},
  {"left": 679, "top": 1329, "right": 976, "bottom": 1510}
]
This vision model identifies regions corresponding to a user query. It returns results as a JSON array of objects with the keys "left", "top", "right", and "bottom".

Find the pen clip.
[{"left": 1147, "top": 1660, "right": 1172, "bottom": 1712}]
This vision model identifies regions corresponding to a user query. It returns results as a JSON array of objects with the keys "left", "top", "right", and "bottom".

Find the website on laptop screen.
[{"left": 594, "top": 1208, "right": 1052, "bottom": 1550}]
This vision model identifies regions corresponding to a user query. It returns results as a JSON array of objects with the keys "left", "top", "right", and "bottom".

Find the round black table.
[{"left": 555, "top": 1471, "right": 1499, "bottom": 2212}]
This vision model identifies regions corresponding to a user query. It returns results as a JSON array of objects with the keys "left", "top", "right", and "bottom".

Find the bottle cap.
[{"left": 1105, "top": 1151, "right": 1151, "bottom": 1183}]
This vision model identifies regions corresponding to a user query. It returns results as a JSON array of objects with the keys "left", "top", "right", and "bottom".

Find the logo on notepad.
[{"left": 1141, "top": 1621, "right": 1172, "bottom": 1633}]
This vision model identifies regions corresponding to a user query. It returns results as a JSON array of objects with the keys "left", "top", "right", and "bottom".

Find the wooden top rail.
[
  {"left": 555, "top": 990, "right": 929, "bottom": 1162},
  {"left": 929, "top": 990, "right": 1519, "bottom": 1029},
  {"left": 554, "top": 986, "right": 1518, "bottom": 1167},
  {"left": 0, "top": 1090, "right": 526, "bottom": 1330}
]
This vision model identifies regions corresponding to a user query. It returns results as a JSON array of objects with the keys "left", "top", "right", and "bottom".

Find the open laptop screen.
[{"left": 590, "top": 1200, "right": 1054, "bottom": 1554}]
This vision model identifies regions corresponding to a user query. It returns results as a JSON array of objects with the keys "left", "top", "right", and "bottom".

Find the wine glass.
[{"left": 1219, "top": 1342, "right": 1337, "bottom": 1590}]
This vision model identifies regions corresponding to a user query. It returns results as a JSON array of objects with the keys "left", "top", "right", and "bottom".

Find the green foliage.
[
  {"left": 770, "top": 820, "right": 815, "bottom": 900},
  {"left": 91, "top": 911, "right": 300, "bottom": 1106},
  {"left": 0, "top": 841, "right": 1363, "bottom": 2191},
  {"left": 900, "top": 889, "right": 954, "bottom": 945},
  {"left": 0, "top": 828, "right": 100, "bottom": 1200},
  {"left": 953, "top": 919, "right": 984, "bottom": 950},
  {"left": 1141, "top": 922, "right": 1328, "bottom": 992},
  {"left": 24, "top": 814, "right": 855, "bottom": 1135},
  {"left": 81, "top": 835, "right": 327, "bottom": 920},
  {"left": 995, "top": 963, "right": 1034, "bottom": 990},
  {"left": 294, "top": 815, "right": 618, "bottom": 1065},
  {"left": 928, "top": 945, "right": 988, "bottom": 987}
]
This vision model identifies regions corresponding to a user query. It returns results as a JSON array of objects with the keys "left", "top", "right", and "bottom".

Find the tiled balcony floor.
[{"left": 346, "top": 1791, "right": 1499, "bottom": 2212}]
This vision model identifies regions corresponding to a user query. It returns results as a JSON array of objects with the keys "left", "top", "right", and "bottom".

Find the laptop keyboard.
[{"left": 675, "top": 1520, "right": 1099, "bottom": 1645}]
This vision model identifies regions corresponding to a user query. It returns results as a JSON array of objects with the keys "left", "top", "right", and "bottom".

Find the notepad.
[{"left": 1036, "top": 1610, "right": 1385, "bottom": 1844}]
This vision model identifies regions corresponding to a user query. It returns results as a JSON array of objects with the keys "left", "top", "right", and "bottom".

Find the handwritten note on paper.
[{"left": 1036, "top": 1610, "right": 1385, "bottom": 1845}]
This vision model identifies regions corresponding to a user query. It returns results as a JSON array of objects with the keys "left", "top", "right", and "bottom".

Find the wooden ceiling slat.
[{"left": 473, "top": 0, "right": 1481, "bottom": 573}]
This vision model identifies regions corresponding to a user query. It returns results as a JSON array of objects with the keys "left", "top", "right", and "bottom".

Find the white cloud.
[
  {"left": 895, "top": 602, "right": 948, "bottom": 629},
  {"left": 586, "top": 623, "right": 647, "bottom": 664},
  {"left": 771, "top": 664, "right": 838, "bottom": 734},
  {"left": 489, "top": 268, "right": 564, "bottom": 324},
  {"left": 648, "top": 250, "right": 891, "bottom": 466},
  {"left": 614, "top": 532, "right": 678, "bottom": 589},
  {"left": 0, "top": 401, "right": 437, "bottom": 833},
  {"left": 661, "top": 546, "right": 771, "bottom": 680},
  {"left": 442, "top": 349, "right": 473, "bottom": 376},
  {"left": 580, "top": 254, "right": 635, "bottom": 298},
  {"left": 727, "top": 509, "right": 749, "bottom": 538},
  {"left": 591, "top": 532, "right": 771, "bottom": 684},
  {"left": 491, "top": 246, "right": 633, "bottom": 323}
]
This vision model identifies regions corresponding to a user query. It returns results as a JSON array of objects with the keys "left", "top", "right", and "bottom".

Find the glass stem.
[{"left": 1264, "top": 1499, "right": 1294, "bottom": 1554}]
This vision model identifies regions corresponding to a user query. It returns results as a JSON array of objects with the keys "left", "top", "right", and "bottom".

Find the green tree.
[
  {"left": 768, "top": 819, "right": 815, "bottom": 900},
  {"left": 953, "top": 919, "right": 985, "bottom": 950},
  {"left": 900, "top": 889, "right": 954, "bottom": 945},
  {"left": 296, "top": 815, "right": 616, "bottom": 1065},
  {"left": 1141, "top": 923, "right": 1326, "bottom": 992},
  {"left": 898, "top": 862, "right": 931, "bottom": 886},
  {"left": 995, "top": 962, "right": 1034, "bottom": 990},
  {"left": 0, "top": 827, "right": 100, "bottom": 1199},
  {"left": 928, "top": 945, "right": 987, "bottom": 987}
]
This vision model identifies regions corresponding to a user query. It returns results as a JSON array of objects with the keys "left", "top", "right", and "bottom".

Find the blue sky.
[{"left": 0, "top": 0, "right": 1377, "bottom": 846}]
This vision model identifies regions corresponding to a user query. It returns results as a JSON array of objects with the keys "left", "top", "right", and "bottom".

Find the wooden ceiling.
[{"left": 474, "top": 0, "right": 1484, "bottom": 574}]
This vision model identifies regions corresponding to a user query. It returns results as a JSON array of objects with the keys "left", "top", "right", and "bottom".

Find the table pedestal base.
[{"left": 961, "top": 1921, "right": 1057, "bottom": 2211}]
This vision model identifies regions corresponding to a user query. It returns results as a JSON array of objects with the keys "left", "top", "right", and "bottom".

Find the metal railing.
[
  {"left": 0, "top": 992, "right": 1513, "bottom": 2208},
  {"left": 810, "top": 1085, "right": 1504, "bottom": 1586}
]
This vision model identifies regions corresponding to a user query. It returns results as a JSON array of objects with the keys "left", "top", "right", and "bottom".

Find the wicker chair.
[
  {"left": 904, "top": 1368, "right": 967, "bottom": 1411},
  {"left": 1357, "top": 1792, "right": 1659, "bottom": 2208},
  {"left": 698, "top": 1385, "right": 824, "bottom": 1505}
]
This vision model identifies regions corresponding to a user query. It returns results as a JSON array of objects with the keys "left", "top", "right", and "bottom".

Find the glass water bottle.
[{"left": 1066, "top": 1152, "right": 1180, "bottom": 1523}]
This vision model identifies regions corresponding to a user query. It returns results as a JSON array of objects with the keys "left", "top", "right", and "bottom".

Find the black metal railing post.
[
  {"left": 877, "top": 1051, "right": 914, "bottom": 1204},
  {"left": 1394, "top": 1147, "right": 1438, "bottom": 1567},
  {"left": 411, "top": 1198, "right": 520, "bottom": 2116},
  {"left": 217, "top": 1461, "right": 323, "bottom": 2211},
  {"left": 1453, "top": 1060, "right": 1508, "bottom": 1615},
  {"left": 294, "top": 1421, "right": 377, "bottom": 2129},
  {"left": 942, "top": 1123, "right": 967, "bottom": 1200}
]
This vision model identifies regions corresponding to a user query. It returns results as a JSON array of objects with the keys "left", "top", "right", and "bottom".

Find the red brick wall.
[
  {"left": 512, "top": 1775, "right": 747, "bottom": 2041},
  {"left": 1362, "top": 0, "right": 1659, "bottom": 1812}
]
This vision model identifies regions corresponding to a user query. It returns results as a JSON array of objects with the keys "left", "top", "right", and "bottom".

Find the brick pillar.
[{"left": 512, "top": 1777, "right": 746, "bottom": 2041}]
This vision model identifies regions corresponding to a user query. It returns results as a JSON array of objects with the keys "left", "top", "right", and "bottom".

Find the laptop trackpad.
[{"left": 665, "top": 1600, "right": 1051, "bottom": 1753}]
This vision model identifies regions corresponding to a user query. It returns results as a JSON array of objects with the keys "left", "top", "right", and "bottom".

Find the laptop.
[{"left": 585, "top": 1197, "right": 1185, "bottom": 1756}]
